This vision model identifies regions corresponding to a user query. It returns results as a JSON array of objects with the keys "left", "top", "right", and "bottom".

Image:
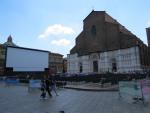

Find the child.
[{"left": 40, "top": 80, "right": 46, "bottom": 99}]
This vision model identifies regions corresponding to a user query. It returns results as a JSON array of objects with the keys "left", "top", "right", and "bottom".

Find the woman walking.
[{"left": 51, "top": 77, "right": 59, "bottom": 96}]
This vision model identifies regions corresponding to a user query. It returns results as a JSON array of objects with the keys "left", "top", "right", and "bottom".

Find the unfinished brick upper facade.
[{"left": 71, "top": 11, "right": 143, "bottom": 55}]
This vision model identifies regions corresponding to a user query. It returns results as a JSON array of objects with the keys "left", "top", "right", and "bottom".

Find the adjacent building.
[
  {"left": 0, "top": 36, "right": 64, "bottom": 76},
  {"left": 0, "top": 44, "right": 5, "bottom": 75},
  {"left": 0, "top": 35, "right": 17, "bottom": 76},
  {"left": 67, "top": 10, "right": 150, "bottom": 74},
  {"left": 146, "top": 27, "right": 150, "bottom": 47},
  {"left": 63, "top": 58, "right": 67, "bottom": 73},
  {"left": 49, "top": 52, "right": 63, "bottom": 75}
]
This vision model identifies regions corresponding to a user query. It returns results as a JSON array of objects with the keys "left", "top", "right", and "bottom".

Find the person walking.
[
  {"left": 40, "top": 80, "right": 46, "bottom": 99},
  {"left": 45, "top": 78, "right": 52, "bottom": 97},
  {"left": 51, "top": 78, "right": 59, "bottom": 96}
]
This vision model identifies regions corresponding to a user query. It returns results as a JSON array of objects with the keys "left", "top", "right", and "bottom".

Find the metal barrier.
[
  {"left": 119, "top": 80, "right": 150, "bottom": 104},
  {"left": 141, "top": 80, "right": 150, "bottom": 102},
  {"left": 56, "top": 81, "right": 66, "bottom": 88},
  {"left": 28, "top": 80, "right": 41, "bottom": 92},
  {"left": 0, "top": 77, "right": 5, "bottom": 82},
  {"left": 5, "top": 78, "right": 19, "bottom": 85}
]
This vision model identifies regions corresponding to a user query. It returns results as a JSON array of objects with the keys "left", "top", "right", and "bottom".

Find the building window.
[{"left": 79, "top": 63, "right": 83, "bottom": 73}]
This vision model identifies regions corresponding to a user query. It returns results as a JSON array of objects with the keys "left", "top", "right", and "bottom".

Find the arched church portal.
[
  {"left": 93, "top": 61, "right": 98, "bottom": 72},
  {"left": 90, "top": 53, "right": 99, "bottom": 73},
  {"left": 111, "top": 58, "right": 117, "bottom": 72}
]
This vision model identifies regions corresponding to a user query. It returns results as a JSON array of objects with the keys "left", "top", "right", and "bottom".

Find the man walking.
[{"left": 45, "top": 78, "right": 52, "bottom": 97}]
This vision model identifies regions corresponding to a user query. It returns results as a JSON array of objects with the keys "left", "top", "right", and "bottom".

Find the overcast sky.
[{"left": 0, "top": 0, "right": 150, "bottom": 57}]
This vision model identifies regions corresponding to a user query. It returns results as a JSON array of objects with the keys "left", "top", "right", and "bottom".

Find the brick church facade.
[{"left": 67, "top": 11, "right": 150, "bottom": 74}]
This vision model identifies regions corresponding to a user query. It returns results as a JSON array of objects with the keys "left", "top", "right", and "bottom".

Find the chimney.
[{"left": 146, "top": 27, "right": 150, "bottom": 47}]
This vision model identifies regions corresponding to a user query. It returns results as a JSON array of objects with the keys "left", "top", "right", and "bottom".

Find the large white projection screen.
[{"left": 6, "top": 47, "right": 49, "bottom": 72}]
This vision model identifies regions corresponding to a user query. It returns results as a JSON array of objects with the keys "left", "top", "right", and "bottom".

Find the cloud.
[
  {"left": 39, "top": 24, "right": 75, "bottom": 38},
  {"left": 51, "top": 38, "right": 71, "bottom": 46}
]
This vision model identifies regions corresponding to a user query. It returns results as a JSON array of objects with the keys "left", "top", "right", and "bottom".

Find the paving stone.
[{"left": 0, "top": 83, "right": 150, "bottom": 113}]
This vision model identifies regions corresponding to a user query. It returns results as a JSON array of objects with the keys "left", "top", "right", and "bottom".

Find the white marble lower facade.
[{"left": 67, "top": 46, "right": 142, "bottom": 74}]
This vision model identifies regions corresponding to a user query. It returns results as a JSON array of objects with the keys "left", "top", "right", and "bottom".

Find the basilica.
[{"left": 67, "top": 10, "right": 150, "bottom": 74}]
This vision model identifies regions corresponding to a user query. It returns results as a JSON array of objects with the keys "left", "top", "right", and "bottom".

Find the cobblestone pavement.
[{"left": 0, "top": 83, "right": 150, "bottom": 113}]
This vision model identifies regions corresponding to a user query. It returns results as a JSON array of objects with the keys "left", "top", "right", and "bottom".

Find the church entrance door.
[
  {"left": 111, "top": 58, "right": 117, "bottom": 72},
  {"left": 93, "top": 61, "right": 98, "bottom": 72},
  {"left": 112, "top": 62, "right": 117, "bottom": 72}
]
